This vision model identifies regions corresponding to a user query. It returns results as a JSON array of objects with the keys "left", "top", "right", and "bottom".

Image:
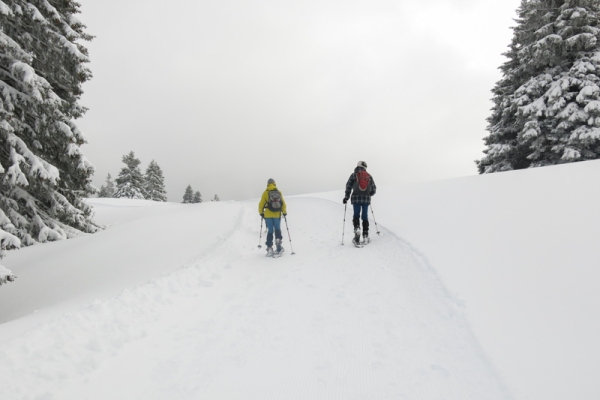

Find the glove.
[
  {"left": 343, "top": 198, "right": 348, "bottom": 204},
  {"left": 283, "top": 213, "right": 287, "bottom": 217},
  {"left": 260, "top": 213, "right": 264, "bottom": 218}
]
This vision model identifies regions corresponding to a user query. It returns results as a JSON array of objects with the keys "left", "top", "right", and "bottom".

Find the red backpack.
[{"left": 354, "top": 170, "right": 372, "bottom": 192}]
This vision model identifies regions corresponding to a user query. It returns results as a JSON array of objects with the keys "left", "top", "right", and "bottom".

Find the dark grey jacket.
[{"left": 344, "top": 167, "right": 376, "bottom": 205}]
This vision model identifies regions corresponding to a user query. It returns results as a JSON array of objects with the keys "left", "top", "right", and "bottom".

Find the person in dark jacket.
[{"left": 343, "top": 161, "right": 376, "bottom": 244}]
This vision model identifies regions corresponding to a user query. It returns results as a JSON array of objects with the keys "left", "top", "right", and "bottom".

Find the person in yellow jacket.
[{"left": 258, "top": 178, "right": 287, "bottom": 255}]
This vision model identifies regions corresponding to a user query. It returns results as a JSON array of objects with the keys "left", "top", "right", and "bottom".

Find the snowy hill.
[{"left": 1, "top": 160, "right": 599, "bottom": 400}]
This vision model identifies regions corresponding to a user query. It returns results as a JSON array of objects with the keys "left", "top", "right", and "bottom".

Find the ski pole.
[
  {"left": 283, "top": 214, "right": 295, "bottom": 255},
  {"left": 342, "top": 202, "right": 347, "bottom": 245},
  {"left": 258, "top": 216, "right": 264, "bottom": 248},
  {"left": 370, "top": 204, "right": 381, "bottom": 235}
]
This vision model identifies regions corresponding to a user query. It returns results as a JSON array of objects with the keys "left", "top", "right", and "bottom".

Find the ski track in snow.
[{"left": 0, "top": 198, "right": 511, "bottom": 400}]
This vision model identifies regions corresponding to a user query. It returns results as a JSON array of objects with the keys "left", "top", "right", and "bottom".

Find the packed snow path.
[{"left": 0, "top": 198, "right": 510, "bottom": 400}]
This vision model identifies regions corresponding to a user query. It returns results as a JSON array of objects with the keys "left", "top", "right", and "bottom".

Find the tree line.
[
  {"left": 98, "top": 151, "right": 219, "bottom": 203},
  {"left": 1, "top": 0, "right": 98, "bottom": 283},
  {"left": 98, "top": 151, "right": 167, "bottom": 201}
]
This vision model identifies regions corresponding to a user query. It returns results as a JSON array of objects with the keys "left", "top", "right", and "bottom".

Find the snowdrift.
[
  {"left": 1, "top": 160, "right": 599, "bottom": 400},
  {"left": 0, "top": 265, "right": 16, "bottom": 286}
]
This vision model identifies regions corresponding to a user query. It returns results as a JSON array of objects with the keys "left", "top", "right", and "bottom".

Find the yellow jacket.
[{"left": 258, "top": 183, "right": 287, "bottom": 218}]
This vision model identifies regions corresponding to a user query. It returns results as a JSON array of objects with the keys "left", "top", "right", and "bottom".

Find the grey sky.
[{"left": 75, "top": 0, "right": 521, "bottom": 201}]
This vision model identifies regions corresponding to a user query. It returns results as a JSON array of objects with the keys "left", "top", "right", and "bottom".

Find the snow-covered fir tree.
[
  {"left": 193, "top": 191, "right": 202, "bottom": 204},
  {"left": 144, "top": 160, "right": 167, "bottom": 202},
  {"left": 1, "top": 0, "right": 100, "bottom": 279},
  {"left": 182, "top": 185, "right": 194, "bottom": 203},
  {"left": 98, "top": 173, "right": 115, "bottom": 198},
  {"left": 212, "top": 194, "right": 220, "bottom": 201},
  {"left": 478, "top": 0, "right": 600, "bottom": 173},
  {"left": 114, "top": 152, "right": 145, "bottom": 199}
]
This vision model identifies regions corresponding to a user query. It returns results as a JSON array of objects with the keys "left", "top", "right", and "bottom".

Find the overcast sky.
[{"left": 75, "top": 0, "right": 522, "bottom": 202}]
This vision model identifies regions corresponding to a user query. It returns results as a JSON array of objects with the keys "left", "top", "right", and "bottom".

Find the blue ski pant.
[
  {"left": 353, "top": 204, "right": 369, "bottom": 221},
  {"left": 265, "top": 217, "right": 282, "bottom": 247}
]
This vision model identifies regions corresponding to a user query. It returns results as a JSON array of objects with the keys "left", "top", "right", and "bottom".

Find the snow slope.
[
  {"left": 0, "top": 199, "right": 241, "bottom": 340},
  {"left": 311, "top": 160, "right": 600, "bottom": 400},
  {"left": 0, "top": 198, "right": 509, "bottom": 400},
  {"left": 1, "top": 160, "right": 599, "bottom": 399}
]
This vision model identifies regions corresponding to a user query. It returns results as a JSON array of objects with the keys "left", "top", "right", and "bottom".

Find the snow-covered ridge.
[
  {"left": 306, "top": 159, "right": 600, "bottom": 400},
  {"left": 1, "top": 160, "right": 599, "bottom": 399},
  {"left": 0, "top": 197, "right": 510, "bottom": 400}
]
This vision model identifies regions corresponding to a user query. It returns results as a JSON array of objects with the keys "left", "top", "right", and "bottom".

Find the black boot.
[
  {"left": 275, "top": 230, "right": 283, "bottom": 253},
  {"left": 352, "top": 217, "right": 360, "bottom": 233},
  {"left": 266, "top": 232, "right": 273, "bottom": 249},
  {"left": 352, "top": 217, "right": 361, "bottom": 245},
  {"left": 362, "top": 220, "right": 369, "bottom": 237}
]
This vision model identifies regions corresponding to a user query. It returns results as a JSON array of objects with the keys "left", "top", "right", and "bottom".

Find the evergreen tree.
[
  {"left": 193, "top": 191, "right": 202, "bottom": 204},
  {"left": 212, "top": 194, "right": 220, "bottom": 202},
  {"left": 1, "top": 0, "right": 99, "bottom": 278},
  {"left": 182, "top": 185, "right": 194, "bottom": 203},
  {"left": 144, "top": 160, "right": 167, "bottom": 202},
  {"left": 478, "top": 0, "right": 600, "bottom": 173},
  {"left": 98, "top": 173, "right": 115, "bottom": 198},
  {"left": 114, "top": 152, "right": 145, "bottom": 199}
]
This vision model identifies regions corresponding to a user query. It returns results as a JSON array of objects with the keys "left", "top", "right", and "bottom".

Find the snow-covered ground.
[{"left": 1, "top": 160, "right": 599, "bottom": 399}]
